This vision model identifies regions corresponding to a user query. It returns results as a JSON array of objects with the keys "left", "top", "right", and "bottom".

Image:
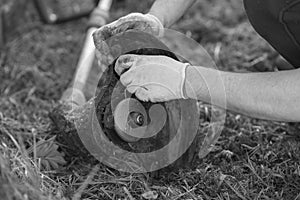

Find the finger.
[
  {"left": 93, "top": 26, "right": 113, "bottom": 50},
  {"left": 93, "top": 18, "right": 121, "bottom": 39},
  {"left": 112, "top": 22, "right": 135, "bottom": 35},
  {"left": 113, "top": 13, "right": 144, "bottom": 34},
  {"left": 116, "top": 13, "right": 159, "bottom": 35},
  {"left": 126, "top": 84, "right": 139, "bottom": 95},
  {"left": 115, "top": 60, "right": 133, "bottom": 76},
  {"left": 114, "top": 21, "right": 154, "bottom": 36},
  {"left": 120, "top": 69, "right": 135, "bottom": 86},
  {"left": 118, "top": 54, "right": 136, "bottom": 64},
  {"left": 135, "top": 87, "right": 150, "bottom": 102},
  {"left": 100, "top": 17, "right": 141, "bottom": 38},
  {"left": 115, "top": 55, "right": 137, "bottom": 75}
]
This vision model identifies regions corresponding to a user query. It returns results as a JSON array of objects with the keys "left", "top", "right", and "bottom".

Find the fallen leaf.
[{"left": 141, "top": 191, "right": 158, "bottom": 200}]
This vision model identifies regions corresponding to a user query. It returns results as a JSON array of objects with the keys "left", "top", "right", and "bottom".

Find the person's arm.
[
  {"left": 148, "top": 0, "right": 196, "bottom": 27},
  {"left": 93, "top": 0, "right": 196, "bottom": 55},
  {"left": 184, "top": 66, "right": 300, "bottom": 122}
]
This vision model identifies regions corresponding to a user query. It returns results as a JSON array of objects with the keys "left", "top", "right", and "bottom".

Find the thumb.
[
  {"left": 93, "top": 26, "right": 112, "bottom": 51},
  {"left": 115, "top": 54, "right": 137, "bottom": 75},
  {"left": 135, "top": 87, "right": 151, "bottom": 102}
]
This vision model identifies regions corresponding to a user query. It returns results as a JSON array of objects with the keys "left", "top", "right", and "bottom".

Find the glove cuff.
[
  {"left": 145, "top": 13, "right": 164, "bottom": 37},
  {"left": 180, "top": 63, "right": 190, "bottom": 99}
]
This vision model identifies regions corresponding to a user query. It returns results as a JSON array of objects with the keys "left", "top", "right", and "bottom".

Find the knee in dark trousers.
[{"left": 243, "top": 0, "right": 300, "bottom": 68}]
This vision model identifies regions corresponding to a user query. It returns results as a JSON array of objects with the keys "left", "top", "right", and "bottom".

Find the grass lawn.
[{"left": 1, "top": 0, "right": 300, "bottom": 199}]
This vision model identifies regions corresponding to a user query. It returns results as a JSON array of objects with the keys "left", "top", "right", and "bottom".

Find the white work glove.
[
  {"left": 93, "top": 13, "right": 164, "bottom": 52},
  {"left": 115, "top": 54, "right": 190, "bottom": 102}
]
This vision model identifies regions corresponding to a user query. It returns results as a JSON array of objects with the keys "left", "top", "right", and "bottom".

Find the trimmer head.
[
  {"left": 89, "top": 30, "right": 203, "bottom": 172},
  {"left": 94, "top": 30, "right": 196, "bottom": 149},
  {"left": 51, "top": 30, "right": 210, "bottom": 173}
]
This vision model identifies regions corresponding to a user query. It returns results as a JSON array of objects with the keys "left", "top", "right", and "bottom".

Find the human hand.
[
  {"left": 93, "top": 13, "right": 163, "bottom": 53},
  {"left": 115, "top": 54, "right": 190, "bottom": 102}
]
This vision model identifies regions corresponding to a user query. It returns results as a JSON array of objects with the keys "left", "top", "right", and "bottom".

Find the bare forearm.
[
  {"left": 148, "top": 0, "right": 196, "bottom": 27},
  {"left": 185, "top": 66, "right": 300, "bottom": 122}
]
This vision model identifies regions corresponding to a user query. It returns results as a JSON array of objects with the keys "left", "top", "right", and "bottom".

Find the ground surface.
[{"left": 1, "top": 0, "right": 300, "bottom": 199}]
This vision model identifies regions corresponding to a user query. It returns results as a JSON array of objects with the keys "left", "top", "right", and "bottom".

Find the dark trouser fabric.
[{"left": 243, "top": 0, "right": 300, "bottom": 68}]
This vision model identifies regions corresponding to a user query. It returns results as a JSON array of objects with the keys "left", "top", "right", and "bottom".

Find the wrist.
[
  {"left": 147, "top": 11, "right": 166, "bottom": 27},
  {"left": 145, "top": 13, "right": 164, "bottom": 37},
  {"left": 179, "top": 63, "right": 189, "bottom": 99},
  {"left": 183, "top": 65, "right": 199, "bottom": 99},
  {"left": 183, "top": 65, "right": 213, "bottom": 101}
]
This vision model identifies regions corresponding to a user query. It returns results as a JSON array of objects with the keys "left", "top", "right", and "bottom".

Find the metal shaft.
[{"left": 60, "top": 0, "right": 112, "bottom": 107}]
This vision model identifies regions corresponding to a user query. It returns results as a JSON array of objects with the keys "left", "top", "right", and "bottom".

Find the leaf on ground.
[
  {"left": 141, "top": 191, "right": 158, "bottom": 200},
  {"left": 27, "top": 136, "right": 66, "bottom": 170}
]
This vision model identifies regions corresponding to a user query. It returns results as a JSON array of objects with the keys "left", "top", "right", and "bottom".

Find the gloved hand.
[
  {"left": 115, "top": 54, "right": 190, "bottom": 102},
  {"left": 93, "top": 13, "right": 164, "bottom": 52}
]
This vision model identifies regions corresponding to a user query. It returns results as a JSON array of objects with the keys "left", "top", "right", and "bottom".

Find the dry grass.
[{"left": 1, "top": 0, "right": 300, "bottom": 199}]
